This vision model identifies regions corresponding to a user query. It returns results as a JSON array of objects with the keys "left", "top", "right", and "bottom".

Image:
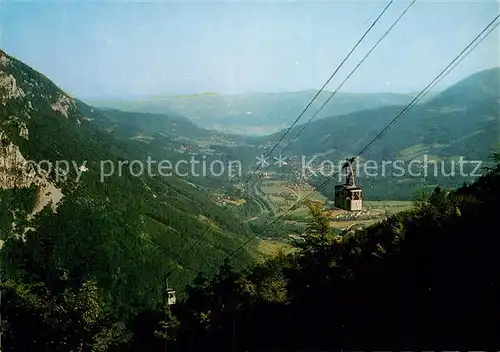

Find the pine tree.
[{"left": 299, "top": 201, "right": 333, "bottom": 253}]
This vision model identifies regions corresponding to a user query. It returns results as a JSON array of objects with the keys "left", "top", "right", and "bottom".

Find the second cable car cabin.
[
  {"left": 163, "top": 275, "right": 177, "bottom": 305},
  {"left": 167, "top": 288, "right": 176, "bottom": 305},
  {"left": 334, "top": 157, "right": 362, "bottom": 211}
]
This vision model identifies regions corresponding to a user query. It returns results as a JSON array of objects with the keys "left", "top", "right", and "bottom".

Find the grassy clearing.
[
  {"left": 364, "top": 201, "right": 412, "bottom": 214},
  {"left": 253, "top": 239, "right": 296, "bottom": 260},
  {"left": 261, "top": 181, "right": 295, "bottom": 195},
  {"left": 364, "top": 200, "right": 412, "bottom": 215},
  {"left": 397, "top": 143, "right": 430, "bottom": 159},
  {"left": 329, "top": 219, "right": 378, "bottom": 229},
  {"left": 260, "top": 181, "right": 328, "bottom": 218},
  {"left": 290, "top": 207, "right": 310, "bottom": 218},
  {"left": 225, "top": 198, "right": 246, "bottom": 205},
  {"left": 385, "top": 206, "right": 411, "bottom": 214},
  {"left": 295, "top": 189, "right": 326, "bottom": 202},
  {"left": 130, "top": 133, "right": 154, "bottom": 143},
  {"left": 364, "top": 200, "right": 413, "bottom": 208}
]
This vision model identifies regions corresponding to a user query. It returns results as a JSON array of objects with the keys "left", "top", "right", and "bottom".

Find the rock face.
[
  {"left": 0, "top": 72, "right": 25, "bottom": 102},
  {"left": 51, "top": 93, "right": 75, "bottom": 118},
  {"left": 0, "top": 51, "right": 25, "bottom": 103},
  {"left": 18, "top": 122, "right": 29, "bottom": 140},
  {"left": 0, "top": 53, "right": 10, "bottom": 67},
  {"left": 0, "top": 131, "right": 36, "bottom": 189},
  {"left": 0, "top": 131, "right": 63, "bottom": 215}
]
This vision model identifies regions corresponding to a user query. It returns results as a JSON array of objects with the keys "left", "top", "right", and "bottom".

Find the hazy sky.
[{"left": 1, "top": 0, "right": 499, "bottom": 99}]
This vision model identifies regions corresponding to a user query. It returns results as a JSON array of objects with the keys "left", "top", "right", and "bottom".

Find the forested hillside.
[
  {"left": 0, "top": 48, "right": 258, "bottom": 333},
  {"left": 93, "top": 107, "right": 208, "bottom": 140}
]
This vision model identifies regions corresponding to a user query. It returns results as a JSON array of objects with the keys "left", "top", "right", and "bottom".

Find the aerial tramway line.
[
  {"left": 201, "top": 10, "right": 500, "bottom": 282},
  {"left": 162, "top": 0, "right": 398, "bottom": 292},
  {"left": 162, "top": 3, "right": 500, "bottom": 301}
]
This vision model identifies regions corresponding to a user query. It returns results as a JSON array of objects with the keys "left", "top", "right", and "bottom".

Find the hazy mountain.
[
  {"left": 267, "top": 67, "right": 500, "bottom": 162},
  {"left": 89, "top": 91, "right": 415, "bottom": 135},
  {"left": 92, "top": 107, "right": 208, "bottom": 139}
]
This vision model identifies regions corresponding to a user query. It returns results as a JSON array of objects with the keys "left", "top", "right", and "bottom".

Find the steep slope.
[
  {"left": 89, "top": 91, "right": 414, "bottom": 135},
  {"left": 430, "top": 66, "right": 499, "bottom": 104},
  {"left": 0, "top": 49, "right": 256, "bottom": 315}
]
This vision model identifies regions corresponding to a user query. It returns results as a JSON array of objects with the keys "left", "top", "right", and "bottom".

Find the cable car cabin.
[
  {"left": 334, "top": 157, "right": 363, "bottom": 211},
  {"left": 334, "top": 185, "right": 362, "bottom": 211},
  {"left": 167, "top": 288, "right": 176, "bottom": 305}
]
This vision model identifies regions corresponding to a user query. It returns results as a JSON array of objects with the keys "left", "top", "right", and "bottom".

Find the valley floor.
[{"left": 242, "top": 177, "right": 413, "bottom": 255}]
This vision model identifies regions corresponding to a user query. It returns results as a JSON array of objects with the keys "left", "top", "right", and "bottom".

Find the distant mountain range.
[
  {"left": 85, "top": 67, "right": 499, "bottom": 200},
  {"left": 89, "top": 91, "right": 422, "bottom": 135}
]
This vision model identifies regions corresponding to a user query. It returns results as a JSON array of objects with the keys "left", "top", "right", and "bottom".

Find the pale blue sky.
[{"left": 1, "top": 0, "right": 499, "bottom": 99}]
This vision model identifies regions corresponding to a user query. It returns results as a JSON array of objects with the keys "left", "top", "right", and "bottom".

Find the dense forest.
[{"left": 1, "top": 152, "right": 498, "bottom": 350}]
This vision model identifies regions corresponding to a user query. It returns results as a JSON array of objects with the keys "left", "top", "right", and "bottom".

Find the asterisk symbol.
[
  {"left": 274, "top": 155, "right": 287, "bottom": 167},
  {"left": 256, "top": 154, "right": 269, "bottom": 167}
]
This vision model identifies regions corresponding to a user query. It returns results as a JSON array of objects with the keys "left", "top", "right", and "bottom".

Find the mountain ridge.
[
  {"left": 88, "top": 90, "right": 417, "bottom": 135},
  {"left": 268, "top": 66, "right": 500, "bottom": 159}
]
